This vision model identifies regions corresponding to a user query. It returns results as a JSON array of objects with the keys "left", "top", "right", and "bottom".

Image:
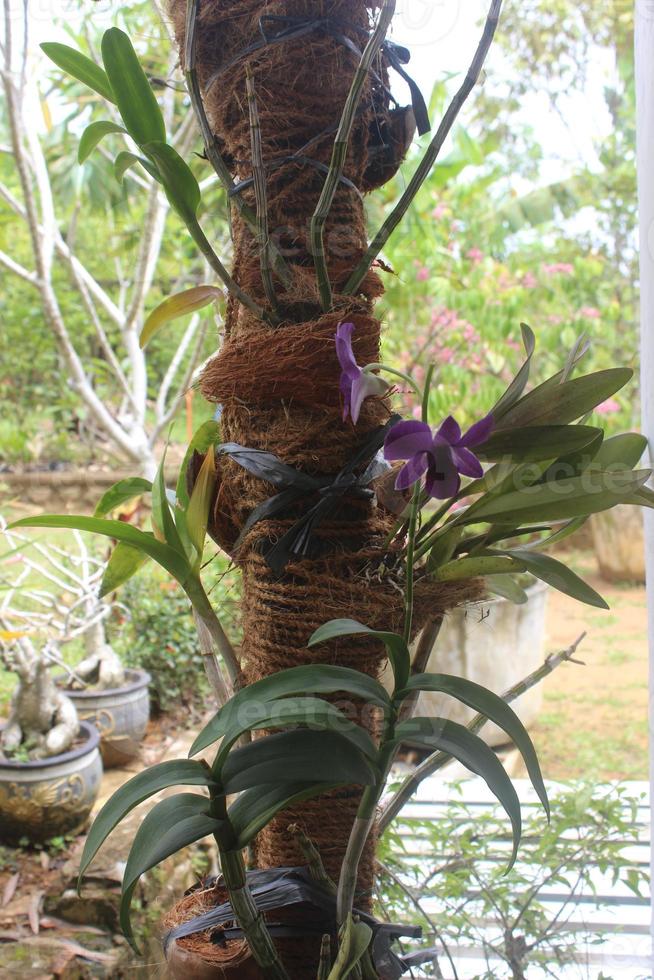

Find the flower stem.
[
  {"left": 364, "top": 363, "right": 422, "bottom": 399},
  {"left": 403, "top": 483, "right": 422, "bottom": 645}
]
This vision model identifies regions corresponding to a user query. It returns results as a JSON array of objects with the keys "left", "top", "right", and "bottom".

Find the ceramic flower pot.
[
  {"left": 0, "top": 720, "right": 103, "bottom": 845},
  {"left": 381, "top": 582, "right": 549, "bottom": 746},
  {"left": 62, "top": 668, "right": 151, "bottom": 768},
  {"left": 591, "top": 504, "right": 646, "bottom": 583}
]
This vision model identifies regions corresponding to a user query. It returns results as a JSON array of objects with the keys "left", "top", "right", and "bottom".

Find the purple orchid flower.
[
  {"left": 336, "top": 322, "right": 389, "bottom": 424},
  {"left": 384, "top": 414, "right": 494, "bottom": 500}
]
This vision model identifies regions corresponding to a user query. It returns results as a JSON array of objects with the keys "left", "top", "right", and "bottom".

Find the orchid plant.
[{"left": 9, "top": 18, "right": 654, "bottom": 980}]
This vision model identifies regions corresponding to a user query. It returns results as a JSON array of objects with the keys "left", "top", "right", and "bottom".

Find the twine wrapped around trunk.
[{"left": 166, "top": 2, "right": 478, "bottom": 975}]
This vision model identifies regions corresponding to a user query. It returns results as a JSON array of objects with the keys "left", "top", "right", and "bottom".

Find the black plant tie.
[
  {"left": 218, "top": 415, "right": 401, "bottom": 574},
  {"left": 161, "top": 866, "right": 423, "bottom": 979}
]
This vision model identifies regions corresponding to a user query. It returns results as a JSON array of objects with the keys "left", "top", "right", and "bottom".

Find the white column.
[{"left": 635, "top": 0, "right": 654, "bottom": 963}]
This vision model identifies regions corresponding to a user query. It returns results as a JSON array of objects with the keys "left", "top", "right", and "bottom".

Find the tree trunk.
[{"left": 167, "top": 3, "right": 415, "bottom": 975}]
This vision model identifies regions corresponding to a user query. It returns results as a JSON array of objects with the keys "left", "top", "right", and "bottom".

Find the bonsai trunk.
[{"left": 167, "top": 2, "right": 425, "bottom": 974}]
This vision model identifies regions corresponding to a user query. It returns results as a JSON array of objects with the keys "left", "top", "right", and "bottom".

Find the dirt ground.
[{"left": 531, "top": 549, "right": 649, "bottom": 780}]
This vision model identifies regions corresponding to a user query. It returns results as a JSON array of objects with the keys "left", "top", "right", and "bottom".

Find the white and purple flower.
[
  {"left": 384, "top": 414, "right": 494, "bottom": 500},
  {"left": 336, "top": 322, "right": 389, "bottom": 424}
]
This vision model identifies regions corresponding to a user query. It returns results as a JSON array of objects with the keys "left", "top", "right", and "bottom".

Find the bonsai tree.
[
  {"left": 9, "top": 1, "right": 653, "bottom": 976},
  {"left": 0, "top": 517, "right": 126, "bottom": 761},
  {"left": 0, "top": 636, "right": 80, "bottom": 760}
]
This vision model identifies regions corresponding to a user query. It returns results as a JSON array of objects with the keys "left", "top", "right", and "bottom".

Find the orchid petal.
[
  {"left": 349, "top": 373, "right": 388, "bottom": 424},
  {"left": 460, "top": 413, "right": 494, "bottom": 448},
  {"left": 383, "top": 420, "right": 433, "bottom": 461},
  {"left": 453, "top": 446, "right": 484, "bottom": 478},
  {"left": 426, "top": 451, "right": 461, "bottom": 500},
  {"left": 335, "top": 322, "right": 360, "bottom": 380},
  {"left": 437, "top": 415, "right": 461, "bottom": 445},
  {"left": 394, "top": 452, "right": 429, "bottom": 491}
]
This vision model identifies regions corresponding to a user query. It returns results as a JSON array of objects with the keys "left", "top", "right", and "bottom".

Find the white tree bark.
[
  {"left": 635, "top": 0, "right": 654, "bottom": 963},
  {"left": 0, "top": 0, "right": 212, "bottom": 480}
]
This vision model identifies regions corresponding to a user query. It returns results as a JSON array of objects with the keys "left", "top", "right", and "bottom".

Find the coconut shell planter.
[
  {"left": 22, "top": 0, "right": 654, "bottom": 976},
  {"left": 0, "top": 722, "right": 102, "bottom": 845}
]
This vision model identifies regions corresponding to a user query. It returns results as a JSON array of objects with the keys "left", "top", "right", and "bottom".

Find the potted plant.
[
  {"left": 0, "top": 518, "right": 151, "bottom": 768},
  {"left": 15, "top": 6, "right": 654, "bottom": 977},
  {"left": 0, "top": 636, "right": 102, "bottom": 845}
]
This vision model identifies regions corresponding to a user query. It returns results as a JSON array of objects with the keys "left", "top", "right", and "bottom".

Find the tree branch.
[{"left": 0, "top": 248, "right": 37, "bottom": 284}]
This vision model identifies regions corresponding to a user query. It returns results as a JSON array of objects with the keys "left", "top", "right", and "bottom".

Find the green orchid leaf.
[
  {"left": 485, "top": 574, "right": 529, "bottom": 604},
  {"left": 78, "top": 759, "right": 215, "bottom": 888},
  {"left": 495, "top": 368, "right": 632, "bottom": 431},
  {"left": 140, "top": 286, "right": 222, "bottom": 348},
  {"left": 120, "top": 793, "right": 222, "bottom": 949},
  {"left": 591, "top": 433, "right": 648, "bottom": 470},
  {"left": 10, "top": 515, "right": 191, "bottom": 587},
  {"left": 114, "top": 150, "right": 160, "bottom": 184},
  {"left": 477, "top": 424, "right": 602, "bottom": 464},
  {"left": 434, "top": 555, "right": 526, "bottom": 582},
  {"left": 229, "top": 782, "right": 340, "bottom": 849},
  {"left": 308, "top": 619, "right": 410, "bottom": 691},
  {"left": 456, "top": 470, "right": 650, "bottom": 526},
  {"left": 142, "top": 141, "right": 201, "bottom": 221},
  {"left": 94, "top": 477, "right": 152, "bottom": 518},
  {"left": 220, "top": 730, "right": 377, "bottom": 795},
  {"left": 176, "top": 420, "right": 222, "bottom": 511},
  {"left": 491, "top": 323, "right": 536, "bottom": 419},
  {"left": 190, "top": 664, "right": 390, "bottom": 757},
  {"left": 151, "top": 453, "right": 186, "bottom": 557},
  {"left": 330, "top": 917, "right": 373, "bottom": 979},
  {"left": 78, "top": 121, "right": 127, "bottom": 164},
  {"left": 41, "top": 42, "right": 115, "bottom": 102},
  {"left": 492, "top": 549, "right": 609, "bottom": 609},
  {"left": 397, "top": 675, "right": 548, "bottom": 817},
  {"left": 100, "top": 542, "right": 150, "bottom": 597},
  {"left": 393, "top": 717, "right": 522, "bottom": 866},
  {"left": 211, "top": 697, "right": 378, "bottom": 772},
  {"left": 101, "top": 28, "right": 166, "bottom": 145},
  {"left": 186, "top": 446, "right": 217, "bottom": 564}
]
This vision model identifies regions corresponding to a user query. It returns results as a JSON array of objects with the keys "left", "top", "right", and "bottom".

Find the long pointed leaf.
[
  {"left": 120, "top": 793, "right": 222, "bottom": 948},
  {"left": 229, "top": 782, "right": 340, "bottom": 849},
  {"left": 176, "top": 420, "right": 221, "bottom": 510},
  {"left": 79, "top": 759, "right": 215, "bottom": 887},
  {"left": 114, "top": 150, "right": 160, "bottom": 184},
  {"left": 78, "top": 120, "right": 126, "bottom": 164},
  {"left": 190, "top": 664, "right": 390, "bottom": 757},
  {"left": 94, "top": 477, "right": 152, "bottom": 518},
  {"left": 101, "top": 28, "right": 165, "bottom": 145},
  {"left": 41, "top": 42, "right": 115, "bottom": 102},
  {"left": 141, "top": 286, "right": 222, "bottom": 348},
  {"left": 491, "top": 323, "right": 535, "bottom": 419},
  {"left": 10, "top": 515, "right": 192, "bottom": 586},
  {"left": 494, "top": 549, "right": 608, "bottom": 609},
  {"left": 220, "top": 730, "right": 377, "bottom": 794},
  {"left": 476, "top": 425, "right": 602, "bottom": 464},
  {"left": 142, "top": 141, "right": 201, "bottom": 221},
  {"left": 496, "top": 368, "right": 633, "bottom": 431},
  {"left": 100, "top": 542, "right": 149, "bottom": 597},
  {"left": 394, "top": 717, "right": 522, "bottom": 866},
  {"left": 308, "top": 620, "right": 410, "bottom": 691},
  {"left": 211, "top": 697, "right": 378, "bottom": 772},
  {"left": 456, "top": 470, "right": 651, "bottom": 526},
  {"left": 397, "top": 676, "right": 548, "bottom": 817}
]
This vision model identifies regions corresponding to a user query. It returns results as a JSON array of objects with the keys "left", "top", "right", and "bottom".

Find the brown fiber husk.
[{"left": 164, "top": 2, "right": 467, "bottom": 976}]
